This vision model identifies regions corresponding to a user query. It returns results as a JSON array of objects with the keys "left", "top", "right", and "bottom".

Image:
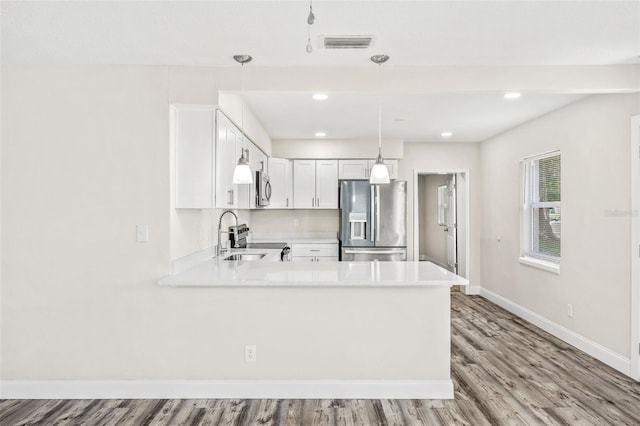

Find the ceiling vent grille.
[{"left": 320, "top": 35, "right": 375, "bottom": 49}]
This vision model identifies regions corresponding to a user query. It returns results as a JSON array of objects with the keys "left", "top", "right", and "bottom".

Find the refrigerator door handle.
[
  {"left": 375, "top": 185, "right": 381, "bottom": 242},
  {"left": 370, "top": 185, "right": 375, "bottom": 242}
]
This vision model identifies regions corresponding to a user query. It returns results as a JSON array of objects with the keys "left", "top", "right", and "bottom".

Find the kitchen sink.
[{"left": 222, "top": 253, "right": 267, "bottom": 261}]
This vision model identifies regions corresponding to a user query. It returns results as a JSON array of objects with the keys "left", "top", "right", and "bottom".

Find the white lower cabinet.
[{"left": 290, "top": 243, "right": 339, "bottom": 262}]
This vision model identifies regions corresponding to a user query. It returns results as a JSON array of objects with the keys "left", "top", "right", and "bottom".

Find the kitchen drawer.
[
  {"left": 291, "top": 256, "right": 339, "bottom": 262},
  {"left": 291, "top": 244, "right": 338, "bottom": 257}
]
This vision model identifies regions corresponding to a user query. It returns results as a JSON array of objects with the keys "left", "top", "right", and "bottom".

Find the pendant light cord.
[
  {"left": 240, "top": 62, "right": 245, "bottom": 157},
  {"left": 378, "top": 63, "right": 382, "bottom": 156}
]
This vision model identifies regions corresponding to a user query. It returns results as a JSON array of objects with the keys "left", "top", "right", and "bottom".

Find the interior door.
[{"left": 446, "top": 175, "right": 458, "bottom": 273}]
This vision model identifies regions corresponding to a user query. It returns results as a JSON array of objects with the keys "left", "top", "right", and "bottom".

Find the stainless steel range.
[{"left": 229, "top": 224, "right": 290, "bottom": 261}]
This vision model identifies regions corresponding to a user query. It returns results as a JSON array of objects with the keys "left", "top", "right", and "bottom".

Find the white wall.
[
  {"left": 2, "top": 66, "right": 172, "bottom": 378},
  {"left": 399, "top": 143, "right": 482, "bottom": 287},
  {"left": 1, "top": 65, "right": 449, "bottom": 383},
  {"left": 480, "top": 93, "right": 639, "bottom": 359}
]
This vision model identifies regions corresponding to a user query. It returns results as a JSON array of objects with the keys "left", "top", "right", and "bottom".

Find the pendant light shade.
[
  {"left": 369, "top": 154, "right": 390, "bottom": 184},
  {"left": 233, "top": 55, "right": 253, "bottom": 185},
  {"left": 370, "top": 54, "right": 390, "bottom": 184},
  {"left": 232, "top": 150, "right": 253, "bottom": 184}
]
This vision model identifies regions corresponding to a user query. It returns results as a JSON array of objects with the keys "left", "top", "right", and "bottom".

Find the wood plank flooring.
[{"left": 2, "top": 293, "right": 639, "bottom": 425}]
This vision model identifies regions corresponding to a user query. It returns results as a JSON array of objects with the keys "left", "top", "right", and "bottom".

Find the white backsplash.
[{"left": 250, "top": 209, "right": 339, "bottom": 234}]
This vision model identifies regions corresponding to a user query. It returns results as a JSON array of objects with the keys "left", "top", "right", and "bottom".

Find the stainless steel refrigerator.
[{"left": 339, "top": 180, "right": 407, "bottom": 261}]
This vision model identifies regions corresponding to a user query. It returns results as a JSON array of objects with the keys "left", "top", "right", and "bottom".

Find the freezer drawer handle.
[
  {"left": 370, "top": 185, "right": 375, "bottom": 241},
  {"left": 344, "top": 250, "right": 403, "bottom": 255}
]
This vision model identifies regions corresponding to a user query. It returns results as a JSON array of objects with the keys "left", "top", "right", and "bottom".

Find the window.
[
  {"left": 520, "top": 151, "right": 561, "bottom": 272},
  {"left": 437, "top": 185, "right": 448, "bottom": 226}
]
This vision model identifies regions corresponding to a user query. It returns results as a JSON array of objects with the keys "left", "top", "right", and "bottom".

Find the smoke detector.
[{"left": 319, "top": 35, "right": 376, "bottom": 50}]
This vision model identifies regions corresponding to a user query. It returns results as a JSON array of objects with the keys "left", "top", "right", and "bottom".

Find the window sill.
[{"left": 519, "top": 256, "right": 560, "bottom": 275}]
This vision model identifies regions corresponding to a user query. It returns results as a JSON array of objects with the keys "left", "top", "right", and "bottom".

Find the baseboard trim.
[
  {"left": 0, "top": 379, "right": 454, "bottom": 400},
  {"left": 480, "top": 288, "right": 631, "bottom": 377},
  {"left": 464, "top": 285, "right": 481, "bottom": 295}
]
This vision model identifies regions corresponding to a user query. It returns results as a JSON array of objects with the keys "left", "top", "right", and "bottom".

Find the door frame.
[
  {"left": 631, "top": 114, "right": 639, "bottom": 381},
  {"left": 413, "top": 168, "right": 471, "bottom": 293}
]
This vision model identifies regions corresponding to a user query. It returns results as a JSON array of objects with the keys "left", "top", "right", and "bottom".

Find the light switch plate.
[
  {"left": 245, "top": 345, "right": 257, "bottom": 363},
  {"left": 136, "top": 224, "right": 149, "bottom": 242}
]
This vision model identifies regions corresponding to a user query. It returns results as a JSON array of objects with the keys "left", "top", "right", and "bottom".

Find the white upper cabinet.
[
  {"left": 268, "top": 157, "right": 292, "bottom": 209},
  {"left": 315, "top": 160, "right": 339, "bottom": 208},
  {"left": 337, "top": 159, "right": 399, "bottom": 180},
  {"left": 338, "top": 159, "right": 370, "bottom": 179},
  {"left": 215, "top": 111, "right": 241, "bottom": 209},
  {"left": 173, "top": 105, "right": 215, "bottom": 209},
  {"left": 293, "top": 160, "right": 316, "bottom": 209},
  {"left": 293, "top": 160, "right": 338, "bottom": 209}
]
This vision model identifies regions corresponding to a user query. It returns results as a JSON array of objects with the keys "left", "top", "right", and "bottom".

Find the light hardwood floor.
[{"left": 2, "top": 293, "right": 639, "bottom": 425}]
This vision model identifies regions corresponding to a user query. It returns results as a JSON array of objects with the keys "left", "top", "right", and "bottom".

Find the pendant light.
[
  {"left": 306, "top": 0, "right": 315, "bottom": 53},
  {"left": 232, "top": 55, "right": 253, "bottom": 185},
  {"left": 369, "top": 54, "right": 390, "bottom": 184}
]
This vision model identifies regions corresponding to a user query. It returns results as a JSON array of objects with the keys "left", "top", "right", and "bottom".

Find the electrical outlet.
[
  {"left": 136, "top": 224, "right": 149, "bottom": 242},
  {"left": 293, "top": 218, "right": 299, "bottom": 228},
  {"left": 245, "top": 345, "right": 257, "bottom": 363},
  {"left": 567, "top": 304, "right": 573, "bottom": 318}
]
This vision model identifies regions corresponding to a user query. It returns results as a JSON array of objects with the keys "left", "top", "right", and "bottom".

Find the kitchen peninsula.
[{"left": 158, "top": 253, "right": 468, "bottom": 399}]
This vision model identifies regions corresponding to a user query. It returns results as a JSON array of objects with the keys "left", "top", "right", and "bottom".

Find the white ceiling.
[
  {"left": 2, "top": 1, "right": 638, "bottom": 142},
  {"left": 240, "top": 91, "right": 586, "bottom": 142}
]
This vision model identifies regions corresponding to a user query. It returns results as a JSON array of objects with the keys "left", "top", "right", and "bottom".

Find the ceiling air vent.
[{"left": 320, "top": 35, "right": 375, "bottom": 50}]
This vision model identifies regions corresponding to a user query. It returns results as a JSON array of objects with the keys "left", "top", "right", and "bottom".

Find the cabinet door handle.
[
  {"left": 227, "top": 190, "right": 233, "bottom": 205},
  {"left": 316, "top": 197, "right": 319, "bottom": 207},
  {"left": 286, "top": 198, "right": 289, "bottom": 207},
  {"left": 310, "top": 249, "right": 320, "bottom": 252},
  {"left": 312, "top": 197, "right": 315, "bottom": 207}
]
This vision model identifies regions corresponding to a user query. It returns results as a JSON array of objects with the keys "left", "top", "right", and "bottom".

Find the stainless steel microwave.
[{"left": 256, "top": 170, "right": 271, "bottom": 207}]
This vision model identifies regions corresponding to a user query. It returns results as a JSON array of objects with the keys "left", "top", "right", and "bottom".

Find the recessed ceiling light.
[
  {"left": 312, "top": 93, "right": 328, "bottom": 100},
  {"left": 504, "top": 92, "right": 522, "bottom": 99},
  {"left": 441, "top": 132, "right": 453, "bottom": 138},
  {"left": 315, "top": 132, "right": 326, "bottom": 137}
]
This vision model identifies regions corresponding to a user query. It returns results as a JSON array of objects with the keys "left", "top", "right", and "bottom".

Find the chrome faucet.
[{"left": 217, "top": 210, "right": 238, "bottom": 257}]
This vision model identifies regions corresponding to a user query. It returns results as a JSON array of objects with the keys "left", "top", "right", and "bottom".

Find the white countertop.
[{"left": 159, "top": 249, "right": 468, "bottom": 288}]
